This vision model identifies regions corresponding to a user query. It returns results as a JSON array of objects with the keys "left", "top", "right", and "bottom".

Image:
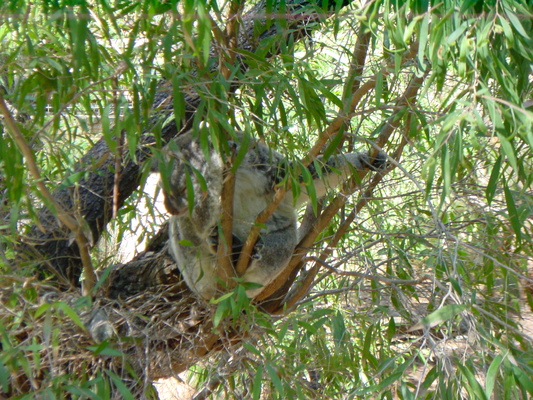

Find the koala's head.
[{"left": 161, "top": 133, "right": 224, "bottom": 233}]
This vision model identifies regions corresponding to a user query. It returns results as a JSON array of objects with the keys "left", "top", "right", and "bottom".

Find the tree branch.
[{"left": 259, "top": 66, "right": 427, "bottom": 307}]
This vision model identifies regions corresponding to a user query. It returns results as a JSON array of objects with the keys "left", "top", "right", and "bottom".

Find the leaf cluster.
[{"left": 1, "top": 0, "right": 533, "bottom": 398}]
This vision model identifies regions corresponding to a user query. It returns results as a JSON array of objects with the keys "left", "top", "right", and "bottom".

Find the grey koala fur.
[{"left": 162, "top": 131, "right": 386, "bottom": 300}]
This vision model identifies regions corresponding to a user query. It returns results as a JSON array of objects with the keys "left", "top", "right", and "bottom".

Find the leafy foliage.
[{"left": 1, "top": 0, "right": 533, "bottom": 398}]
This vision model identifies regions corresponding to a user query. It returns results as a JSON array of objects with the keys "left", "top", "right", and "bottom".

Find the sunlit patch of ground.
[{"left": 155, "top": 375, "right": 196, "bottom": 400}]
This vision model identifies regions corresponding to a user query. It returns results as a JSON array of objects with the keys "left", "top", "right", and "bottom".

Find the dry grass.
[{"left": 0, "top": 277, "right": 226, "bottom": 398}]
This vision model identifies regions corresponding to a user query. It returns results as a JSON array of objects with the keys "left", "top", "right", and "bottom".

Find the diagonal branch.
[
  {"left": 280, "top": 132, "right": 410, "bottom": 312},
  {"left": 236, "top": 20, "right": 374, "bottom": 278},
  {"left": 258, "top": 71, "right": 427, "bottom": 307}
]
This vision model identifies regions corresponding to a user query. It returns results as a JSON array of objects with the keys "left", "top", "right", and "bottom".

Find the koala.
[{"left": 162, "top": 130, "right": 386, "bottom": 300}]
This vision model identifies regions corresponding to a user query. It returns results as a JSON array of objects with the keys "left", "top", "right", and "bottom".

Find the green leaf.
[
  {"left": 124, "top": 114, "right": 138, "bottom": 164},
  {"left": 512, "top": 365, "right": 533, "bottom": 395},
  {"left": 66, "top": 386, "right": 100, "bottom": 399},
  {"left": 497, "top": 133, "right": 518, "bottom": 171},
  {"left": 411, "top": 304, "right": 468, "bottom": 330},
  {"left": 58, "top": 171, "right": 87, "bottom": 191},
  {"left": 301, "top": 165, "right": 318, "bottom": 214},
  {"left": 418, "top": 14, "right": 429, "bottom": 67},
  {"left": 87, "top": 342, "right": 124, "bottom": 357},
  {"left": 266, "top": 362, "right": 283, "bottom": 395},
  {"left": 197, "top": 1, "right": 212, "bottom": 66},
  {"left": 503, "top": 182, "right": 522, "bottom": 240},
  {"left": 362, "top": 325, "right": 377, "bottom": 367},
  {"left": 458, "top": 362, "right": 487, "bottom": 400},
  {"left": 486, "top": 155, "right": 501, "bottom": 205},
  {"left": 297, "top": 320, "right": 318, "bottom": 335},
  {"left": 322, "top": 127, "right": 344, "bottom": 160},
  {"left": 375, "top": 69, "right": 383, "bottom": 106},
  {"left": 386, "top": 317, "right": 396, "bottom": 341},
  {"left": 212, "top": 294, "right": 233, "bottom": 328},
  {"left": 252, "top": 365, "right": 263, "bottom": 400},
  {"left": 0, "top": 361, "right": 10, "bottom": 394},
  {"left": 34, "top": 302, "right": 51, "bottom": 318},
  {"left": 485, "top": 355, "right": 503, "bottom": 399},
  {"left": 441, "top": 144, "right": 451, "bottom": 198},
  {"left": 106, "top": 370, "right": 135, "bottom": 400},
  {"left": 504, "top": 8, "right": 531, "bottom": 39},
  {"left": 232, "top": 133, "right": 251, "bottom": 172},
  {"left": 498, "top": 17, "right": 514, "bottom": 42},
  {"left": 446, "top": 21, "right": 468, "bottom": 45},
  {"left": 243, "top": 343, "right": 262, "bottom": 356},
  {"left": 356, "top": 359, "right": 411, "bottom": 395},
  {"left": 55, "top": 302, "right": 85, "bottom": 329},
  {"left": 331, "top": 311, "right": 347, "bottom": 347}
]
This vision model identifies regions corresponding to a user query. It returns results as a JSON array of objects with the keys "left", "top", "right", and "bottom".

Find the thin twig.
[
  {"left": 236, "top": 185, "right": 289, "bottom": 276},
  {"left": 111, "top": 74, "right": 124, "bottom": 220},
  {"left": 473, "top": 304, "right": 533, "bottom": 343},
  {"left": 217, "top": 161, "right": 237, "bottom": 288},
  {"left": 112, "top": 128, "right": 125, "bottom": 219}
]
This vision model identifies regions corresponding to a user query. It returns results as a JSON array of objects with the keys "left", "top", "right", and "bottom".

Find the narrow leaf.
[
  {"left": 266, "top": 362, "right": 283, "bottom": 395},
  {"left": 497, "top": 133, "right": 518, "bottom": 171},
  {"left": 106, "top": 370, "right": 135, "bottom": 400},
  {"left": 504, "top": 8, "right": 531, "bottom": 39},
  {"left": 55, "top": 302, "right": 85, "bottom": 329},
  {"left": 504, "top": 182, "right": 522, "bottom": 240},
  {"left": 409, "top": 304, "right": 468, "bottom": 331},
  {"left": 0, "top": 361, "right": 9, "bottom": 394},
  {"left": 252, "top": 365, "right": 263, "bottom": 400},
  {"left": 485, "top": 355, "right": 503, "bottom": 399},
  {"left": 486, "top": 155, "right": 501, "bottom": 205}
]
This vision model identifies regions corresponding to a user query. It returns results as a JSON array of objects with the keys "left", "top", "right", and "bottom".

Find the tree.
[{"left": 1, "top": 0, "right": 532, "bottom": 398}]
